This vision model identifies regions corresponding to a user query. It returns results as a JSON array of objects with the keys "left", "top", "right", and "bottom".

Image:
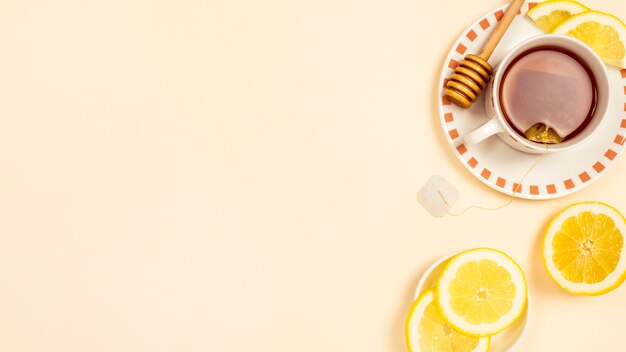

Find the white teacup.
[{"left": 464, "top": 34, "right": 611, "bottom": 154}]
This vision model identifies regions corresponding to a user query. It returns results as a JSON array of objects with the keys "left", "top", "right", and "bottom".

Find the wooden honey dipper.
[{"left": 443, "top": 0, "right": 525, "bottom": 109}]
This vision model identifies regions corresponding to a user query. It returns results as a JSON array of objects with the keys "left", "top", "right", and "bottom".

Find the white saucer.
[
  {"left": 438, "top": 2, "right": 626, "bottom": 200},
  {"left": 414, "top": 253, "right": 530, "bottom": 352}
]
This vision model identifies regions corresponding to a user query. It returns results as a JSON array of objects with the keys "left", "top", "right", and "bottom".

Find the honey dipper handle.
[{"left": 478, "top": 0, "right": 525, "bottom": 61}]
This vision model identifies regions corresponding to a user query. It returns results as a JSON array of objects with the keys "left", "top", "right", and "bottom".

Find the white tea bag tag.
[{"left": 417, "top": 175, "right": 459, "bottom": 217}]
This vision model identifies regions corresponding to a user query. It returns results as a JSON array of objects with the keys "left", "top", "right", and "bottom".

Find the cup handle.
[{"left": 464, "top": 116, "right": 504, "bottom": 146}]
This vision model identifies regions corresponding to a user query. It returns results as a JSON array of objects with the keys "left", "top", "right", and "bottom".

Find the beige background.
[{"left": 0, "top": 0, "right": 625, "bottom": 350}]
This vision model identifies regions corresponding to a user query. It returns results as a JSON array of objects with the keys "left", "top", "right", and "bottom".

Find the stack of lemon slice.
[
  {"left": 405, "top": 248, "right": 528, "bottom": 352},
  {"left": 527, "top": 0, "right": 626, "bottom": 68}
]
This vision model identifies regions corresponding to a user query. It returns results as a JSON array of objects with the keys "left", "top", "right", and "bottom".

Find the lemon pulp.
[
  {"left": 553, "top": 11, "right": 626, "bottom": 68},
  {"left": 527, "top": 0, "right": 589, "bottom": 32},
  {"left": 566, "top": 21, "right": 625, "bottom": 67},
  {"left": 406, "top": 289, "right": 489, "bottom": 352},
  {"left": 536, "top": 10, "right": 578, "bottom": 32},
  {"left": 543, "top": 202, "right": 626, "bottom": 295},
  {"left": 553, "top": 211, "right": 623, "bottom": 283},
  {"left": 436, "top": 248, "right": 527, "bottom": 336},
  {"left": 449, "top": 259, "right": 516, "bottom": 324}
]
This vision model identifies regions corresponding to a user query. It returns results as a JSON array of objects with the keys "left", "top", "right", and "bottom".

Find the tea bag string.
[{"left": 441, "top": 144, "right": 548, "bottom": 216}]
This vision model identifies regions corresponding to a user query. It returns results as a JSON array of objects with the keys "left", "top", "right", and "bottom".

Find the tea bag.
[
  {"left": 417, "top": 175, "right": 458, "bottom": 217},
  {"left": 524, "top": 122, "right": 564, "bottom": 144}
]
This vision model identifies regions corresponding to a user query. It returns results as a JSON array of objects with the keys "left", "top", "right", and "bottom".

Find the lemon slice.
[
  {"left": 436, "top": 248, "right": 528, "bottom": 336},
  {"left": 553, "top": 11, "right": 626, "bottom": 68},
  {"left": 527, "top": 0, "right": 589, "bottom": 33},
  {"left": 543, "top": 202, "right": 626, "bottom": 295},
  {"left": 405, "top": 289, "right": 490, "bottom": 352}
]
